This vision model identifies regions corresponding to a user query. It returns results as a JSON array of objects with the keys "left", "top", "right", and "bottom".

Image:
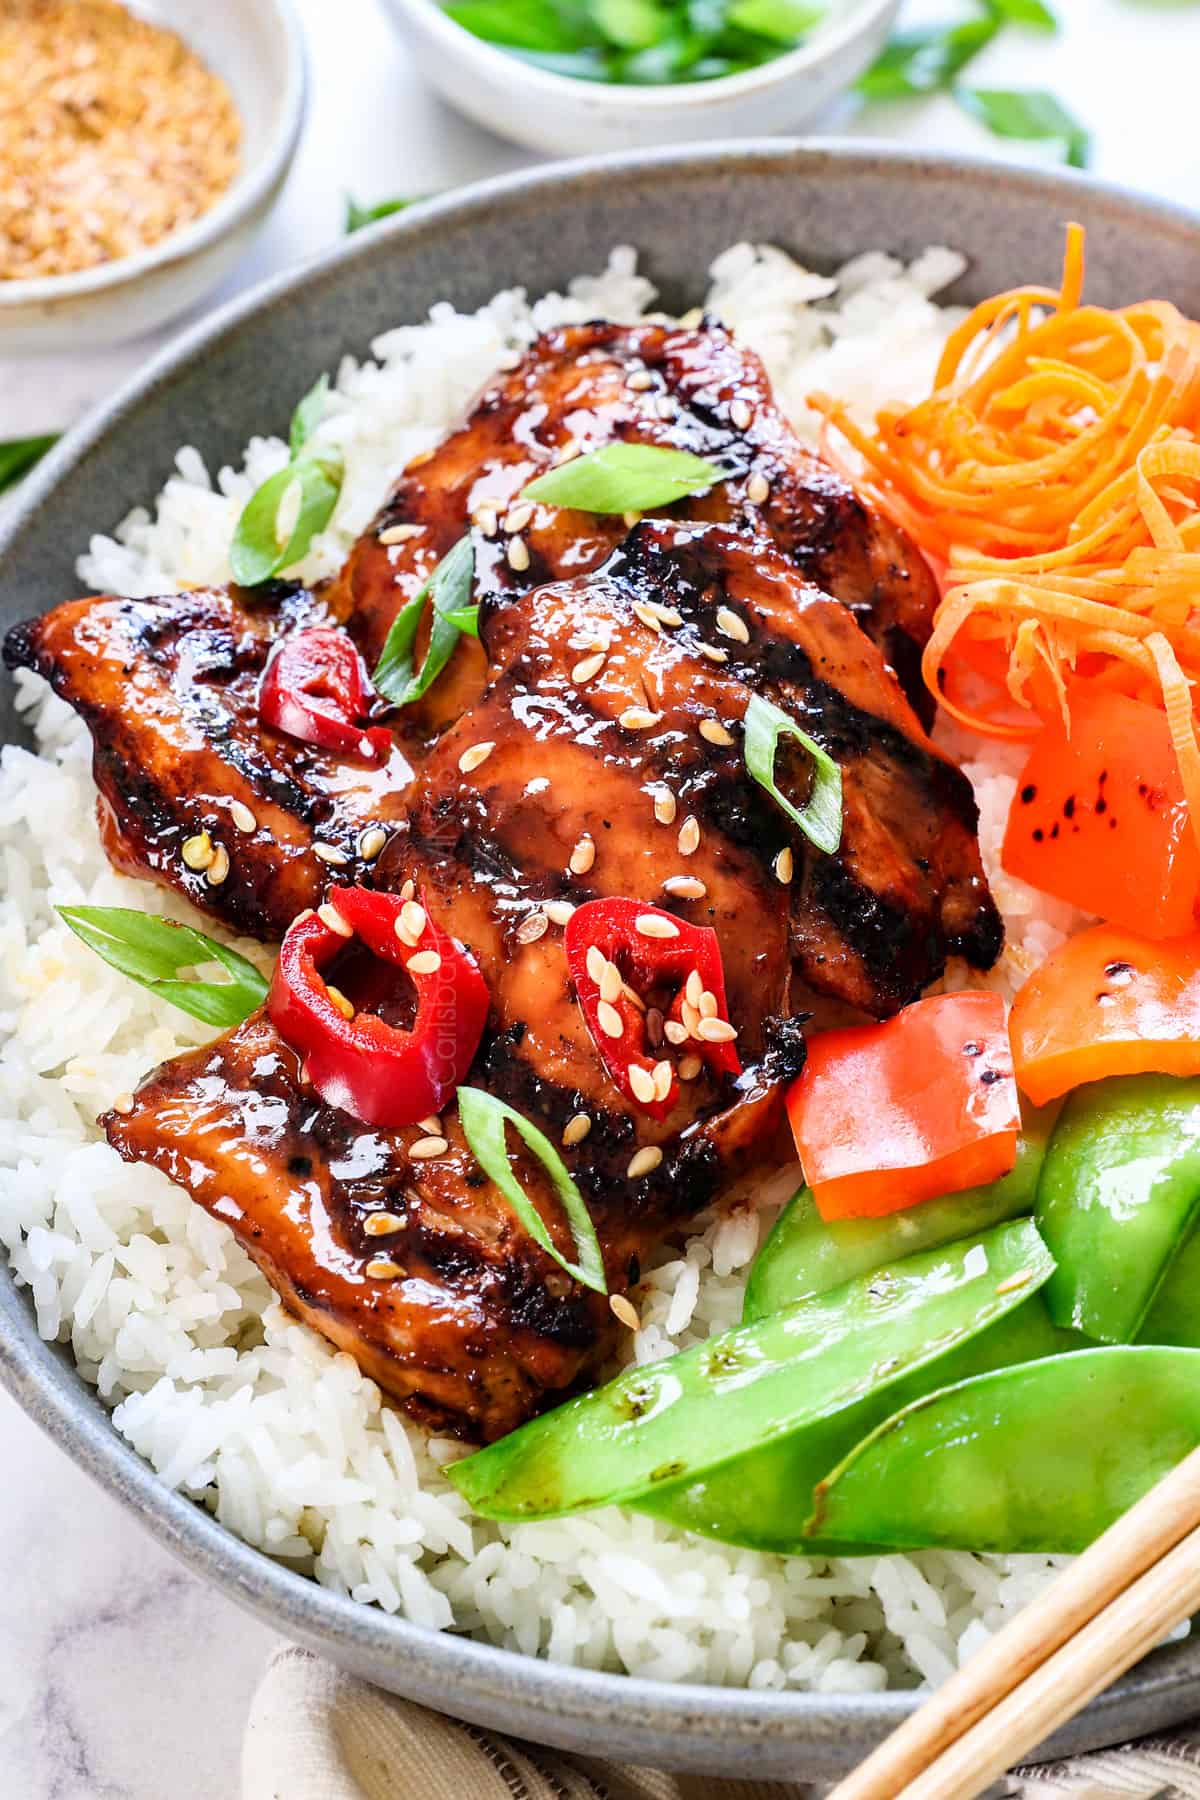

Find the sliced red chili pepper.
[
  {"left": 564, "top": 898, "right": 741, "bottom": 1121},
  {"left": 259, "top": 628, "right": 392, "bottom": 764},
  {"left": 267, "top": 884, "right": 489, "bottom": 1128}
]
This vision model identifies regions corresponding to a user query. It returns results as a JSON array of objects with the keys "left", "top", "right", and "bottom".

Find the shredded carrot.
[{"left": 812, "top": 223, "right": 1200, "bottom": 847}]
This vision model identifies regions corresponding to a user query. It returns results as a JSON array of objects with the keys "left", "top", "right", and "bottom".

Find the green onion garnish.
[
  {"left": 457, "top": 1087, "right": 608, "bottom": 1293},
  {"left": 743, "top": 693, "right": 842, "bottom": 857},
  {"left": 522, "top": 443, "right": 724, "bottom": 515},
  {"left": 373, "top": 535, "right": 478, "bottom": 707},
  {"left": 230, "top": 376, "right": 344, "bottom": 587},
  {"left": 57, "top": 906, "right": 268, "bottom": 1029},
  {"left": 0, "top": 434, "right": 59, "bottom": 495}
]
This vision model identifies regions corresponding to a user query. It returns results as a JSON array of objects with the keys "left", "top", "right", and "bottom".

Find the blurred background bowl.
[
  {"left": 379, "top": 0, "right": 900, "bottom": 157},
  {"left": 0, "top": 0, "right": 307, "bottom": 353}
]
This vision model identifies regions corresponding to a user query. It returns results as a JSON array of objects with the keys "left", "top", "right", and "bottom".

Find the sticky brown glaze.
[
  {"left": 389, "top": 520, "right": 1000, "bottom": 1022},
  {"left": 326, "top": 318, "right": 940, "bottom": 727},
  {"left": 104, "top": 1007, "right": 792, "bottom": 1441},
  {"left": 2, "top": 583, "right": 414, "bottom": 939}
]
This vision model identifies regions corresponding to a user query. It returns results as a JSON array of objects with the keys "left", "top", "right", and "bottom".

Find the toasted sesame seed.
[
  {"left": 555, "top": 441, "right": 581, "bottom": 465},
  {"left": 697, "top": 1016, "right": 738, "bottom": 1044},
  {"left": 655, "top": 395, "right": 675, "bottom": 420},
  {"left": 418, "top": 1115, "right": 442, "bottom": 1135},
  {"left": 111, "top": 1092, "right": 135, "bottom": 1115},
  {"left": 599, "top": 959, "right": 623, "bottom": 1004},
  {"left": 664, "top": 1020, "right": 689, "bottom": 1046},
  {"left": 627, "top": 1145, "right": 663, "bottom": 1179},
  {"left": 365, "top": 1257, "right": 404, "bottom": 1279},
  {"left": 681, "top": 999, "right": 702, "bottom": 1035},
  {"left": 646, "top": 1006, "right": 665, "bottom": 1048},
  {"left": 585, "top": 945, "right": 607, "bottom": 984},
  {"left": 569, "top": 835, "right": 596, "bottom": 875},
  {"left": 314, "top": 842, "right": 350, "bottom": 866},
  {"left": 774, "top": 846, "right": 794, "bottom": 884},
  {"left": 636, "top": 913, "right": 680, "bottom": 939},
  {"left": 474, "top": 505, "right": 499, "bottom": 538},
  {"left": 206, "top": 844, "right": 230, "bottom": 886},
  {"left": 622, "top": 510, "right": 642, "bottom": 530},
  {"left": 398, "top": 900, "right": 427, "bottom": 944},
  {"left": 747, "top": 470, "right": 771, "bottom": 504},
  {"left": 399, "top": 878, "right": 416, "bottom": 903},
  {"left": 629, "top": 1063, "right": 657, "bottom": 1104},
  {"left": 504, "top": 500, "right": 535, "bottom": 534},
  {"left": 406, "top": 950, "right": 442, "bottom": 975},
  {"left": 516, "top": 911, "right": 549, "bottom": 945},
  {"left": 562, "top": 1112, "right": 592, "bottom": 1147},
  {"left": 644, "top": 599, "right": 681, "bottom": 627},
  {"left": 653, "top": 1060, "right": 673, "bottom": 1102},
  {"left": 318, "top": 902, "right": 353, "bottom": 937},
  {"left": 632, "top": 602, "right": 663, "bottom": 635},
  {"left": 996, "top": 1268, "right": 1034, "bottom": 1295},
  {"left": 229, "top": 799, "right": 257, "bottom": 834},
  {"left": 664, "top": 875, "right": 707, "bottom": 900},
  {"left": 610, "top": 1293, "right": 640, "bottom": 1330},
  {"left": 364, "top": 1213, "right": 403, "bottom": 1237},
  {"left": 181, "top": 830, "right": 213, "bottom": 872},
  {"left": 627, "top": 369, "right": 654, "bottom": 391},
  {"left": 679, "top": 1054, "right": 703, "bottom": 1080},
  {"left": 545, "top": 899, "right": 575, "bottom": 926},
  {"left": 685, "top": 969, "right": 703, "bottom": 1007},
  {"left": 459, "top": 740, "right": 496, "bottom": 775},
  {"left": 597, "top": 1000, "right": 624, "bottom": 1039},
  {"left": 699, "top": 718, "right": 735, "bottom": 747},
  {"left": 506, "top": 536, "right": 531, "bottom": 573},
  {"left": 325, "top": 984, "right": 355, "bottom": 1020},
  {"left": 730, "top": 397, "right": 754, "bottom": 431},
  {"left": 378, "top": 523, "right": 424, "bottom": 545},
  {"left": 622, "top": 982, "right": 647, "bottom": 1013},
  {"left": 410, "top": 1135, "right": 449, "bottom": 1160},
  {"left": 677, "top": 816, "right": 700, "bottom": 857},
  {"left": 698, "top": 989, "right": 718, "bottom": 1019},
  {"left": 653, "top": 787, "right": 677, "bottom": 826},
  {"left": 618, "top": 707, "right": 661, "bottom": 731},
  {"left": 572, "top": 650, "right": 606, "bottom": 684},
  {"left": 357, "top": 826, "right": 387, "bottom": 862},
  {"left": 716, "top": 606, "right": 750, "bottom": 644},
  {"left": 700, "top": 644, "right": 729, "bottom": 665}
]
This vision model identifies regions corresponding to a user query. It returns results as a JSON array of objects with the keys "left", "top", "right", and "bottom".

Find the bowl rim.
[
  {"left": 0, "top": 0, "right": 307, "bottom": 311},
  {"left": 384, "top": 0, "right": 898, "bottom": 111},
  {"left": 4, "top": 138, "right": 1200, "bottom": 1764}
]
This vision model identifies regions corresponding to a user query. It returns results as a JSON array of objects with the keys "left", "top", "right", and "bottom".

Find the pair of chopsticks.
[{"left": 828, "top": 1445, "right": 1200, "bottom": 1800}]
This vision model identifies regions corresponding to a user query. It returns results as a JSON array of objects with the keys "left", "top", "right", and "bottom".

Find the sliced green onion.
[
  {"left": 230, "top": 376, "right": 344, "bottom": 587},
  {"left": 857, "top": 19, "right": 997, "bottom": 99},
  {"left": 457, "top": 1087, "right": 608, "bottom": 1294},
  {"left": 373, "top": 535, "right": 477, "bottom": 706},
  {"left": 956, "top": 87, "right": 1090, "bottom": 167},
  {"left": 522, "top": 442, "right": 724, "bottom": 515},
  {"left": 0, "top": 434, "right": 59, "bottom": 495},
  {"left": 344, "top": 194, "right": 423, "bottom": 234},
  {"left": 57, "top": 906, "right": 268, "bottom": 1029},
  {"left": 726, "top": 0, "right": 822, "bottom": 42},
  {"left": 984, "top": 0, "right": 1058, "bottom": 30},
  {"left": 743, "top": 693, "right": 842, "bottom": 857}
]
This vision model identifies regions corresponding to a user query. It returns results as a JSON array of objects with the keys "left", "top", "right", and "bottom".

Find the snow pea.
[
  {"left": 1139, "top": 1222, "right": 1200, "bottom": 1346},
  {"left": 744, "top": 1115, "right": 1054, "bottom": 1322},
  {"left": 808, "top": 1347, "right": 1200, "bottom": 1554},
  {"left": 1036, "top": 1074, "right": 1200, "bottom": 1343},
  {"left": 451, "top": 1219, "right": 1053, "bottom": 1526}
]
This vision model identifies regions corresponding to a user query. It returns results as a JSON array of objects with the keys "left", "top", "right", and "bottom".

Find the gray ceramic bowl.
[{"left": 3, "top": 144, "right": 1200, "bottom": 1783}]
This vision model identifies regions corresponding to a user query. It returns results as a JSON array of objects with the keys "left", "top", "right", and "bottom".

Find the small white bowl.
[
  {"left": 381, "top": 0, "right": 899, "bottom": 157},
  {"left": 0, "top": 0, "right": 307, "bottom": 353}
]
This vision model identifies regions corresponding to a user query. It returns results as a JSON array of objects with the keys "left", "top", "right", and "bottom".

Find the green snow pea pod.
[
  {"left": 1037, "top": 1074, "right": 1200, "bottom": 1343},
  {"left": 1139, "top": 1222, "right": 1200, "bottom": 1346},
  {"left": 744, "top": 1112, "right": 1056, "bottom": 1322},
  {"left": 450, "top": 1218, "right": 1053, "bottom": 1527},
  {"left": 808, "top": 1347, "right": 1200, "bottom": 1554}
]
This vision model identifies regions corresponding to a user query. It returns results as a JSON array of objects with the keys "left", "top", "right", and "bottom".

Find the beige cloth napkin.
[{"left": 241, "top": 1645, "right": 1200, "bottom": 1800}]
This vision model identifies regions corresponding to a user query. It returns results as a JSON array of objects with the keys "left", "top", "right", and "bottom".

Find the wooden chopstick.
[{"left": 828, "top": 1443, "right": 1200, "bottom": 1800}]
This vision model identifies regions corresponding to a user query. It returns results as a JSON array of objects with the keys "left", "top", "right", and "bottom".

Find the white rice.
[{"left": 1, "top": 243, "right": 1086, "bottom": 1692}]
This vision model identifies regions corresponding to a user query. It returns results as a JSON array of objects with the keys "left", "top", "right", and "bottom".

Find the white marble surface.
[{"left": 3, "top": 0, "right": 1200, "bottom": 1794}]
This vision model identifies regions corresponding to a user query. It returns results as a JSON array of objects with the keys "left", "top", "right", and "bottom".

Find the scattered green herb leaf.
[
  {"left": 589, "top": 0, "right": 670, "bottom": 49},
  {"left": 743, "top": 693, "right": 843, "bottom": 856},
  {"left": 957, "top": 86, "right": 1091, "bottom": 165},
  {"left": 457, "top": 1086, "right": 608, "bottom": 1293},
  {"left": 523, "top": 442, "right": 724, "bottom": 514},
  {"left": 345, "top": 194, "right": 422, "bottom": 234},
  {"left": 856, "top": 19, "right": 998, "bottom": 100},
  {"left": 373, "top": 535, "right": 477, "bottom": 707},
  {"left": 57, "top": 906, "right": 268, "bottom": 1029},
  {"left": 984, "top": 0, "right": 1058, "bottom": 28},
  {"left": 230, "top": 377, "right": 344, "bottom": 587},
  {"left": 726, "top": 0, "right": 822, "bottom": 40},
  {"left": 0, "top": 434, "right": 59, "bottom": 495}
]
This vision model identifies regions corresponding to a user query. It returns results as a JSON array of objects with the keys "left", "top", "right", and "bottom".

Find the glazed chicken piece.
[
  {"left": 105, "top": 522, "right": 999, "bottom": 1440},
  {"left": 2, "top": 583, "right": 414, "bottom": 940},
  {"left": 329, "top": 318, "right": 941, "bottom": 727}
]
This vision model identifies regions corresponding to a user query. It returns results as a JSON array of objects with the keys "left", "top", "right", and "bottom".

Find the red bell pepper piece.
[
  {"left": 564, "top": 898, "right": 741, "bottom": 1120},
  {"left": 267, "top": 884, "right": 489, "bottom": 1128},
  {"left": 786, "top": 991, "right": 1021, "bottom": 1220},
  {"left": 259, "top": 628, "right": 392, "bottom": 764}
]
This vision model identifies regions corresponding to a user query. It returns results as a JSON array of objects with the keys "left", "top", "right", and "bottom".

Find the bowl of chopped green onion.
[{"left": 381, "top": 0, "right": 900, "bottom": 155}]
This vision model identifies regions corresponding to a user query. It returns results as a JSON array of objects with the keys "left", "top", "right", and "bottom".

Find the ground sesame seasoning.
[
  {"left": 677, "top": 816, "right": 700, "bottom": 856},
  {"left": 410, "top": 1135, "right": 449, "bottom": 1161},
  {"left": 357, "top": 826, "right": 387, "bottom": 862},
  {"left": 516, "top": 912, "right": 549, "bottom": 945},
  {"left": 313, "top": 842, "right": 351, "bottom": 867},
  {"left": 610, "top": 1293, "right": 640, "bottom": 1330},
  {"left": 664, "top": 874, "right": 707, "bottom": 900},
  {"left": 458, "top": 740, "right": 496, "bottom": 774},
  {"left": 506, "top": 537, "right": 531, "bottom": 573},
  {"left": 569, "top": 835, "right": 596, "bottom": 875},
  {"left": 597, "top": 1000, "right": 624, "bottom": 1039},
  {"left": 365, "top": 1257, "right": 404, "bottom": 1279},
  {"left": 636, "top": 914, "right": 680, "bottom": 939},
  {"left": 627, "top": 1145, "right": 664, "bottom": 1179},
  {"left": 716, "top": 607, "right": 750, "bottom": 644},
  {"left": 364, "top": 1213, "right": 403, "bottom": 1237},
  {"left": 730, "top": 397, "right": 754, "bottom": 431},
  {"left": 699, "top": 719, "right": 735, "bottom": 747},
  {"left": 318, "top": 902, "right": 353, "bottom": 938},
  {"left": 378, "top": 523, "right": 424, "bottom": 545},
  {"left": 181, "top": 830, "right": 213, "bottom": 872},
  {"left": 406, "top": 950, "right": 442, "bottom": 975},
  {"left": 205, "top": 844, "right": 230, "bottom": 887},
  {"left": 562, "top": 1112, "right": 592, "bottom": 1147},
  {"left": 229, "top": 799, "right": 257, "bottom": 835}
]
